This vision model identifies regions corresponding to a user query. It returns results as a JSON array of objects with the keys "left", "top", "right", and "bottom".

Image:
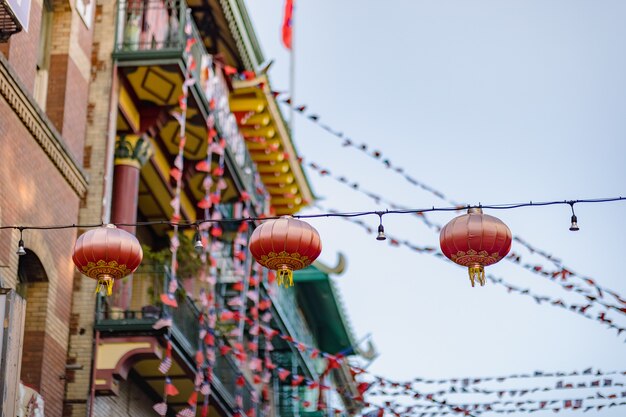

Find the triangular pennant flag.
[
  {"left": 278, "top": 368, "right": 291, "bottom": 381},
  {"left": 153, "top": 402, "right": 168, "bottom": 416},
  {"left": 165, "top": 378, "right": 179, "bottom": 396},
  {"left": 187, "top": 391, "right": 198, "bottom": 406}
]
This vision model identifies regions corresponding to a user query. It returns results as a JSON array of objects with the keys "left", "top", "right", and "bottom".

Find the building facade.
[
  {"left": 0, "top": 1, "right": 92, "bottom": 416},
  {"left": 0, "top": 1, "right": 366, "bottom": 416}
]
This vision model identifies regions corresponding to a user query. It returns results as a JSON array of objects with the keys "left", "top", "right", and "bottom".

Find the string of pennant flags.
[
  {"left": 367, "top": 367, "right": 625, "bottom": 387},
  {"left": 364, "top": 400, "right": 626, "bottom": 417},
  {"left": 302, "top": 159, "right": 626, "bottom": 316},
  {"left": 367, "top": 378, "right": 626, "bottom": 400},
  {"left": 153, "top": 264, "right": 626, "bottom": 417}
]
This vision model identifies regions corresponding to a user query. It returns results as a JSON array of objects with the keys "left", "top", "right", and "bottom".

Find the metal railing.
[{"left": 95, "top": 265, "right": 257, "bottom": 414}]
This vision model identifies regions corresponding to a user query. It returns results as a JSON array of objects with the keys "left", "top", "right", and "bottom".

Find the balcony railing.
[
  {"left": 114, "top": 0, "right": 267, "bottom": 213},
  {"left": 95, "top": 266, "right": 257, "bottom": 414}
]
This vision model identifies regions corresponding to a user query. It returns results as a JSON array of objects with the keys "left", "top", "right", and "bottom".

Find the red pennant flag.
[
  {"left": 197, "top": 198, "right": 212, "bottom": 209},
  {"left": 195, "top": 160, "right": 210, "bottom": 172},
  {"left": 212, "top": 166, "right": 224, "bottom": 177},
  {"left": 160, "top": 293, "right": 178, "bottom": 308},
  {"left": 185, "top": 37, "right": 196, "bottom": 53},
  {"left": 170, "top": 167, "right": 182, "bottom": 182},
  {"left": 278, "top": 368, "right": 291, "bottom": 381},
  {"left": 188, "top": 391, "right": 198, "bottom": 406},
  {"left": 178, "top": 95, "right": 187, "bottom": 111},
  {"left": 165, "top": 379, "right": 179, "bottom": 396},
  {"left": 210, "top": 226, "right": 222, "bottom": 237},
  {"left": 291, "top": 375, "right": 304, "bottom": 386},
  {"left": 242, "top": 70, "right": 256, "bottom": 80},
  {"left": 223, "top": 65, "right": 238, "bottom": 76},
  {"left": 195, "top": 350, "right": 204, "bottom": 365},
  {"left": 220, "top": 345, "right": 232, "bottom": 356},
  {"left": 281, "top": 0, "right": 294, "bottom": 50},
  {"left": 220, "top": 310, "right": 235, "bottom": 321}
]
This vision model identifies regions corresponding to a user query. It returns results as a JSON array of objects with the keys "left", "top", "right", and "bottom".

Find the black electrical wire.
[{"left": 0, "top": 196, "right": 624, "bottom": 232}]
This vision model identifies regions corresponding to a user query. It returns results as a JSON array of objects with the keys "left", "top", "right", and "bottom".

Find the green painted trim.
[
  {"left": 294, "top": 266, "right": 358, "bottom": 355},
  {"left": 233, "top": 0, "right": 264, "bottom": 65},
  {"left": 218, "top": 0, "right": 264, "bottom": 70},
  {"left": 113, "top": 50, "right": 184, "bottom": 65}
]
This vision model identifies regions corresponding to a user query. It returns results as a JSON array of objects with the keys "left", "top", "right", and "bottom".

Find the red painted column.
[{"left": 110, "top": 134, "right": 152, "bottom": 310}]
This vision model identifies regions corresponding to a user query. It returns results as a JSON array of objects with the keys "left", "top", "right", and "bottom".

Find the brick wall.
[
  {"left": 63, "top": 1, "right": 119, "bottom": 415},
  {"left": 44, "top": 1, "right": 94, "bottom": 162},
  {"left": 93, "top": 378, "right": 156, "bottom": 417},
  {"left": 0, "top": 88, "right": 82, "bottom": 416},
  {"left": 2, "top": 0, "right": 43, "bottom": 92}
]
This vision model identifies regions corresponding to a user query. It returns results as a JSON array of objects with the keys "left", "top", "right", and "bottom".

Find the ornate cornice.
[
  {"left": 219, "top": 0, "right": 263, "bottom": 70},
  {"left": 0, "top": 55, "right": 88, "bottom": 197}
]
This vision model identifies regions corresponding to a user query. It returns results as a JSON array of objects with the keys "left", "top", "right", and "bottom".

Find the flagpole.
[{"left": 289, "top": 0, "right": 295, "bottom": 141}]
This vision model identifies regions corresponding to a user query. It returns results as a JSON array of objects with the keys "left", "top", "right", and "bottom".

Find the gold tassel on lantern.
[
  {"left": 95, "top": 276, "right": 115, "bottom": 296},
  {"left": 277, "top": 266, "right": 294, "bottom": 288},
  {"left": 468, "top": 265, "right": 486, "bottom": 287}
]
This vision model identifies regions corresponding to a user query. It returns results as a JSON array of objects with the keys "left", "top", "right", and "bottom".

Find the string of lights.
[{"left": 1, "top": 196, "right": 624, "bottom": 233}]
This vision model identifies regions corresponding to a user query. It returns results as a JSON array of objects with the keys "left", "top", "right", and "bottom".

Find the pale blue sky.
[{"left": 244, "top": 1, "right": 626, "bottom": 415}]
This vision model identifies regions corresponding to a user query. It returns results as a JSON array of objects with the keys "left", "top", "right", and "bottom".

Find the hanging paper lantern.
[
  {"left": 249, "top": 216, "right": 322, "bottom": 288},
  {"left": 439, "top": 208, "right": 512, "bottom": 287},
  {"left": 72, "top": 224, "right": 143, "bottom": 295}
]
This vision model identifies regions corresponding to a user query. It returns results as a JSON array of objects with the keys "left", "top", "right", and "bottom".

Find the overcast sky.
[{"left": 243, "top": 1, "right": 626, "bottom": 415}]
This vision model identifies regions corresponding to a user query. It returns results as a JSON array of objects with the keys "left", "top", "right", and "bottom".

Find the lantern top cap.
[
  {"left": 105, "top": 224, "right": 117, "bottom": 229},
  {"left": 467, "top": 207, "right": 483, "bottom": 214}
]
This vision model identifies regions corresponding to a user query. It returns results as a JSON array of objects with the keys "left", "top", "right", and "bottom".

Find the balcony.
[
  {"left": 94, "top": 266, "right": 258, "bottom": 416},
  {"left": 0, "top": 2, "right": 23, "bottom": 42},
  {"left": 114, "top": 0, "right": 267, "bottom": 220}
]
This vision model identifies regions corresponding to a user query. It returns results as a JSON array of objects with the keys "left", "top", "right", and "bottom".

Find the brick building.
[
  {"left": 1, "top": 1, "right": 369, "bottom": 416},
  {"left": 0, "top": 1, "right": 93, "bottom": 416}
]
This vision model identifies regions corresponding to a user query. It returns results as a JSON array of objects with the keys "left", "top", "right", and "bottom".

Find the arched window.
[
  {"left": 16, "top": 249, "right": 49, "bottom": 393},
  {"left": 17, "top": 249, "right": 48, "bottom": 298}
]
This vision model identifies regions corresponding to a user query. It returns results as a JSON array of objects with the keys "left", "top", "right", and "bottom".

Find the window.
[{"left": 33, "top": 0, "right": 52, "bottom": 110}]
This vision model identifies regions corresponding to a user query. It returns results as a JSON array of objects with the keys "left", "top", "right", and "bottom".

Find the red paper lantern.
[
  {"left": 72, "top": 224, "right": 143, "bottom": 295},
  {"left": 439, "top": 208, "right": 512, "bottom": 287},
  {"left": 249, "top": 216, "right": 322, "bottom": 288}
]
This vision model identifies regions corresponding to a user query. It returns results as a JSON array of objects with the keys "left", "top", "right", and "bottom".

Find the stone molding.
[{"left": 0, "top": 54, "right": 88, "bottom": 197}]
